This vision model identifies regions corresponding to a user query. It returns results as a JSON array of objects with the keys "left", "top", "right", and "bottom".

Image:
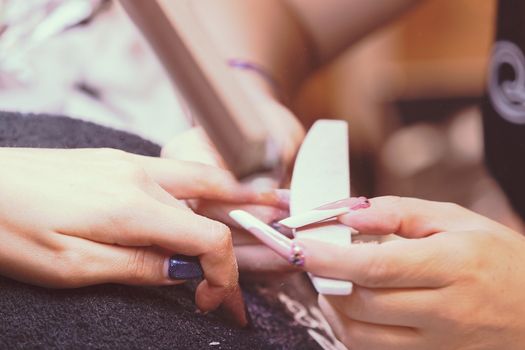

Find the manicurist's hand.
[
  {"left": 294, "top": 196, "right": 525, "bottom": 350},
  {"left": 0, "top": 148, "right": 280, "bottom": 326}
]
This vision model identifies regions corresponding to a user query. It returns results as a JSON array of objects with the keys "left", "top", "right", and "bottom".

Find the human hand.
[
  {"left": 294, "top": 196, "right": 525, "bottom": 350},
  {"left": 232, "top": 67, "right": 305, "bottom": 167},
  {"left": 0, "top": 148, "right": 279, "bottom": 326},
  {"left": 162, "top": 129, "right": 299, "bottom": 280}
]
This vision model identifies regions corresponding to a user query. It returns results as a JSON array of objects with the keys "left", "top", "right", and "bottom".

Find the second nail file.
[{"left": 289, "top": 120, "right": 353, "bottom": 296}]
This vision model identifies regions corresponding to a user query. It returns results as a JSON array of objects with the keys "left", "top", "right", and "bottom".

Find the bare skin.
[
  {"left": 296, "top": 197, "right": 525, "bottom": 350},
  {"left": 0, "top": 147, "right": 284, "bottom": 326}
]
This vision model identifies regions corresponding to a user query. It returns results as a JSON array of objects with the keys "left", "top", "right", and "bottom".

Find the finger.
[
  {"left": 80, "top": 198, "right": 243, "bottom": 319},
  {"left": 161, "top": 127, "right": 225, "bottom": 167},
  {"left": 55, "top": 234, "right": 184, "bottom": 287},
  {"left": 235, "top": 245, "right": 299, "bottom": 275},
  {"left": 339, "top": 196, "right": 503, "bottom": 238},
  {"left": 130, "top": 154, "right": 282, "bottom": 205},
  {"left": 219, "top": 284, "right": 248, "bottom": 327},
  {"left": 295, "top": 235, "right": 457, "bottom": 288},
  {"left": 188, "top": 219, "right": 244, "bottom": 324},
  {"left": 319, "top": 295, "right": 421, "bottom": 350},
  {"left": 196, "top": 201, "right": 288, "bottom": 232},
  {"left": 140, "top": 178, "right": 190, "bottom": 210},
  {"left": 325, "top": 286, "right": 440, "bottom": 328},
  {"left": 195, "top": 258, "right": 247, "bottom": 327}
]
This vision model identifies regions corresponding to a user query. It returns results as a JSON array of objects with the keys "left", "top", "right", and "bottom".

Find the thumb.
[{"left": 161, "top": 127, "right": 225, "bottom": 168}]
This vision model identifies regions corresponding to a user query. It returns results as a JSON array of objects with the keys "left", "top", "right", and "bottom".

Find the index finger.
[
  {"left": 295, "top": 234, "right": 458, "bottom": 288},
  {"left": 132, "top": 154, "right": 284, "bottom": 207},
  {"left": 340, "top": 196, "right": 503, "bottom": 238}
]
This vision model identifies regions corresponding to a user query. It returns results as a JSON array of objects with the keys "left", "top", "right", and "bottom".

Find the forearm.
[
  {"left": 189, "top": 0, "right": 311, "bottom": 100},
  {"left": 190, "top": 0, "right": 422, "bottom": 97},
  {"left": 121, "top": 0, "right": 421, "bottom": 99},
  {"left": 286, "top": 0, "right": 422, "bottom": 64}
]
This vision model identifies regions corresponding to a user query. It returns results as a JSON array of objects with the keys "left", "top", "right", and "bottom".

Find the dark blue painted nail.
[{"left": 168, "top": 255, "right": 203, "bottom": 280}]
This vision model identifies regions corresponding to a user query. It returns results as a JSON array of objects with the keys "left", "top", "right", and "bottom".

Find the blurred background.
[
  {"left": 295, "top": 0, "right": 524, "bottom": 232},
  {"left": 1, "top": 0, "right": 521, "bottom": 230}
]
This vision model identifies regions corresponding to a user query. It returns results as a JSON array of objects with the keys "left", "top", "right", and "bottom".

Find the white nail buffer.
[{"left": 290, "top": 120, "right": 353, "bottom": 295}]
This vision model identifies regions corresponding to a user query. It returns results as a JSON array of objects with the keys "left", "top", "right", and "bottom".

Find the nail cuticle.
[{"left": 317, "top": 196, "right": 371, "bottom": 211}]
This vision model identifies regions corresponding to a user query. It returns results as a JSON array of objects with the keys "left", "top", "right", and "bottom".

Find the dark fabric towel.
[{"left": 0, "top": 112, "right": 321, "bottom": 350}]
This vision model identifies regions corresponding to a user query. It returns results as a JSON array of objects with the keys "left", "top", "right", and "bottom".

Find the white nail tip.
[
  {"left": 278, "top": 207, "right": 350, "bottom": 228},
  {"left": 311, "top": 276, "right": 353, "bottom": 295}
]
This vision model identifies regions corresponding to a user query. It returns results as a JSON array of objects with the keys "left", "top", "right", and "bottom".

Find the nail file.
[
  {"left": 290, "top": 120, "right": 352, "bottom": 295},
  {"left": 120, "top": 0, "right": 278, "bottom": 178}
]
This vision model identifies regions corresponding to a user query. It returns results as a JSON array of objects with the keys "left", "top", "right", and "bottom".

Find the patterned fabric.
[
  {"left": 0, "top": 1, "right": 189, "bottom": 144},
  {"left": 482, "top": 0, "right": 525, "bottom": 220}
]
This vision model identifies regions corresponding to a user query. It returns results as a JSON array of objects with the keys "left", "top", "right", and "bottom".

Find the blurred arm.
[
  {"left": 121, "top": 0, "right": 421, "bottom": 98},
  {"left": 190, "top": 0, "right": 421, "bottom": 97}
]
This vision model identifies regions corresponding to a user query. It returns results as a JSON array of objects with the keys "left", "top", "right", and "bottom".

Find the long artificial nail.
[
  {"left": 167, "top": 255, "right": 203, "bottom": 280},
  {"left": 229, "top": 210, "right": 293, "bottom": 261},
  {"left": 278, "top": 196, "right": 370, "bottom": 229},
  {"left": 278, "top": 207, "right": 349, "bottom": 229},
  {"left": 317, "top": 196, "right": 371, "bottom": 210}
]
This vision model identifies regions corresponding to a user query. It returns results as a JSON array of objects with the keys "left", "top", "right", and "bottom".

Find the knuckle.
[
  {"left": 455, "top": 234, "right": 487, "bottom": 280},
  {"left": 208, "top": 221, "right": 233, "bottom": 252},
  {"left": 126, "top": 248, "right": 151, "bottom": 282},
  {"left": 106, "top": 192, "right": 144, "bottom": 229},
  {"left": 119, "top": 162, "right": 150, "bottom": 186},
  {"left": 438, "top": 298, "right": 474, "bottom": 330},
  {"left": 361, "top": 256, "right": 390, "bottom": 287},
  {"left": 49, "top": 249, "right": 86, "bottom": 287},
  {"left": 221, "top": 278, "right": 239, "bottom": 297}
]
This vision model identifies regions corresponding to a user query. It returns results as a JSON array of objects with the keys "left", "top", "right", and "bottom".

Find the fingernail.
[
  {"left": 255, "top": 189, "right": 290, "bottom": 209},
  {"left": 278, "top": 207, "right": 349, "bottom": 229},
  {"left": 278, "top": 197, "right": 370, "bottom": 229},
  {"left": 229, "top": 210, "right": 293, "bottom": 260},
  {"left": 269, "top": 221, "right": 294, "bottom": 238},
  {"left": 288, "top": 242, "right": 305, "bottom": 267},
  {"left": 317, "top": 196, "right": 371, "bottom": 210},
  {"left": 167, "top": 255, "right": 203, "bottom": 280}
]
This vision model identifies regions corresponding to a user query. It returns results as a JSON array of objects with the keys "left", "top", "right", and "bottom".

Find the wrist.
[{"left": 228, "top": 59, "right": 286, "bottom": 104}]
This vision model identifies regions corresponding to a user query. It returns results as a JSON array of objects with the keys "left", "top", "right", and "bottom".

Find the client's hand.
[
  {"left": 162, "top": 128, "right": 299, "bottom": 280},
  {"left": 0, "top": 148, "right": 279, "bottom": 326},
  {"left": 295, "top": 196, "right": 525, "bottom": 350}
]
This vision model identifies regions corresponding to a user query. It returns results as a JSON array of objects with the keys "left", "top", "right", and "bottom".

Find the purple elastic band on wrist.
[{"left": 227, "top": 58, "right": 282, "bottom": 100}]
